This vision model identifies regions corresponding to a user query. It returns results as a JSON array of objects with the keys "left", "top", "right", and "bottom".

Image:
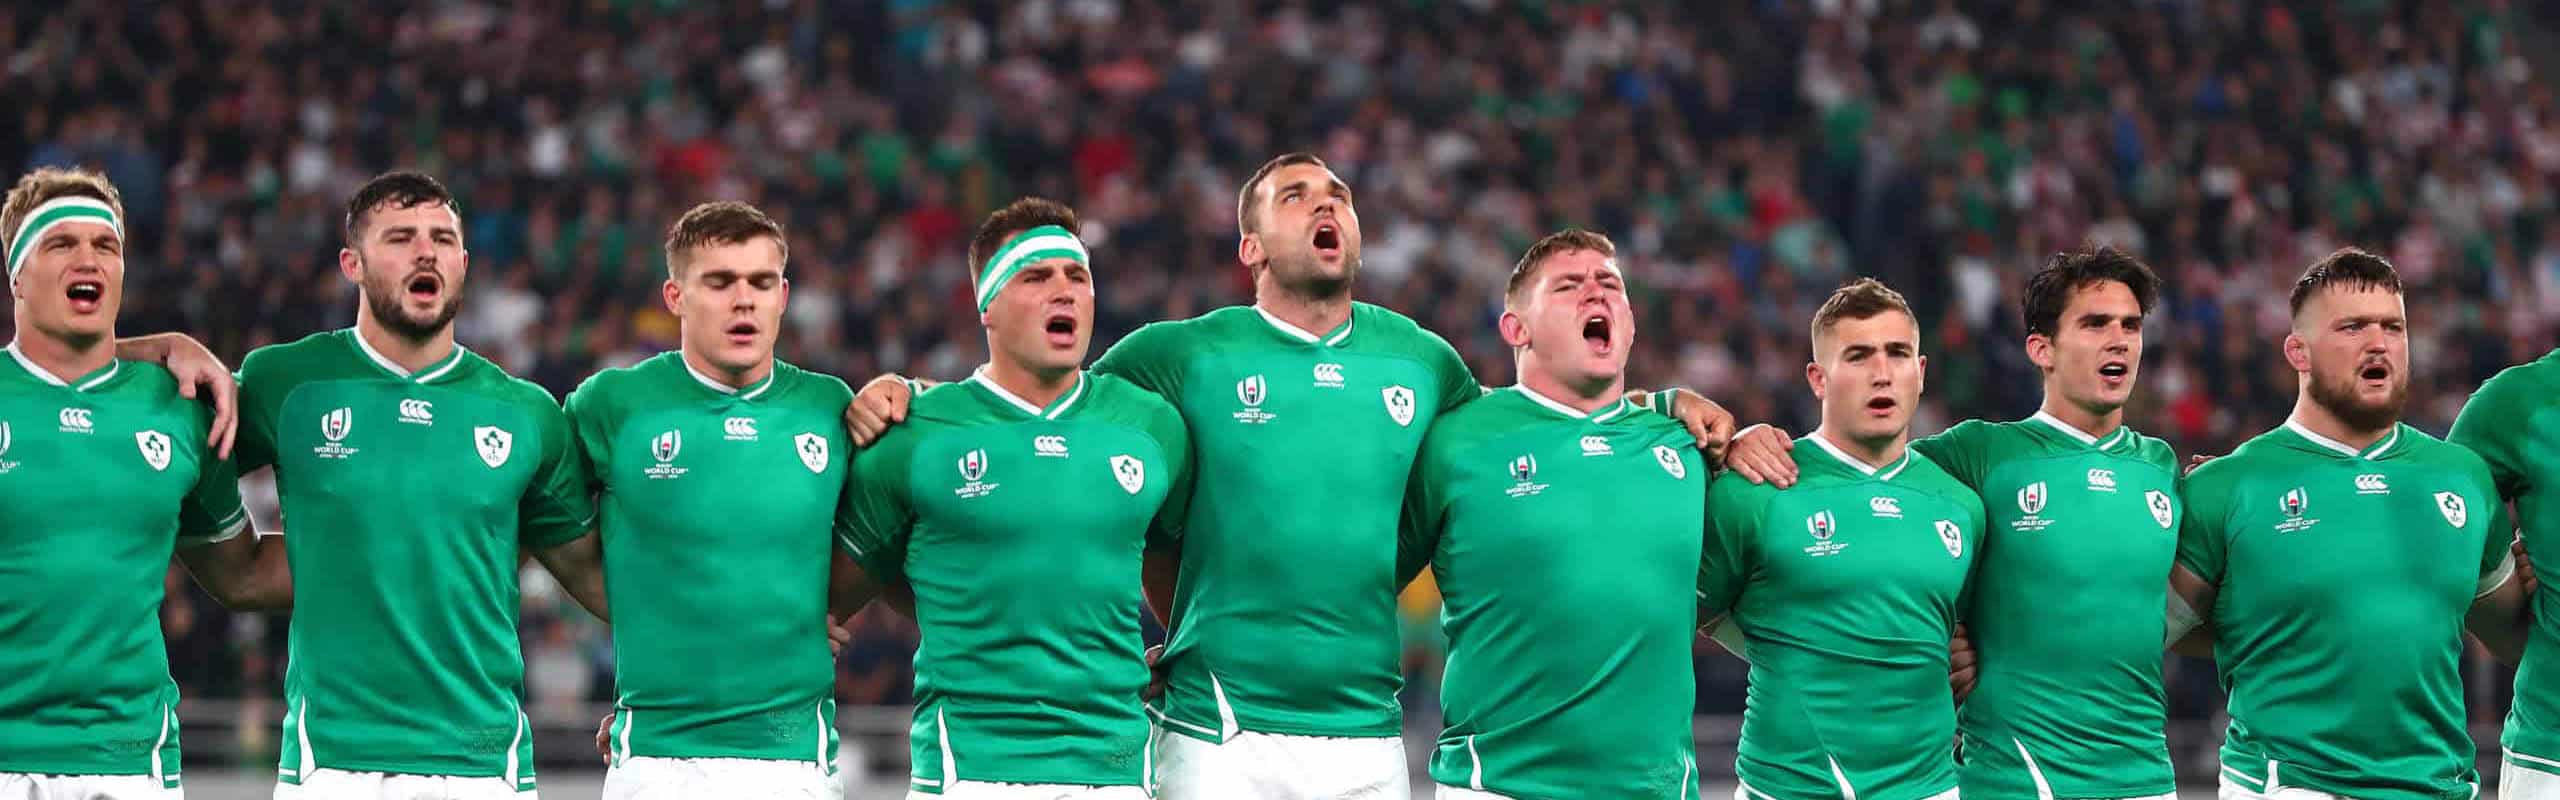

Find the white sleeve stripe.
[
  {"left": 2478, "top": 553, "right": 2518, "bottom": 598},
  {"left": 180, "top": 516, "right": 250, "bottom": 547}
]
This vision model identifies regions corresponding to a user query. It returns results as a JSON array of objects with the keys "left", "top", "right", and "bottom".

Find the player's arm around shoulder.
[
  {"left": 1699, "top": 472, "right": 1778, "bottom": 659},
  {"left": 2166, "top": 459, "right": 2241, "bottom": 654},
  {"left": 518, "top": 384, "right": 607, "bottom": 621},
  {"left": 173, "top": 393, "right": 294, "bottom": 612},
  {"left": 2454, "top": 445, "right": 2531, "bottom": 664}
]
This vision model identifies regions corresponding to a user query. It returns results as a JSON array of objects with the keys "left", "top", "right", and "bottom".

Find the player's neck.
[
  {"left": 678, "top": 345, "right": 772, "bottom": 390},
  {"left": 1811, "top": 424, "right": 1908, "bottom": 471},
  {"left": 7, "top": 325, "right": 114, "bottom": 383},
  {"left": 352, "top": 313, "right": 456, "bottom": 375},
  {"left": 1253, "top": 288, "right": 1351, "bottom": 339},
  {"left": 1517, "top": 362, "right": 1624, "bottom": 413},
  {"left": 2288, "top": 394, "right": 2393, "bottom": 451},
  {"left": 983, "top": 357, "right": 1080, "bottom": 409},
  {"left": 2034, "top": 394, "right": 2124, "bottom": 441}
]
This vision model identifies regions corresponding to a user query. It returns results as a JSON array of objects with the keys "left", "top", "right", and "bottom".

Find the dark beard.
[
  {"left": 365, "top": 278, "right": 462, "bottom": 343},
  {"left": 1268, "top": 251, "right": 1357, "bottom": 300},
  {"left": 2307, "top": 369, "right": 2407, "bottom": 432}
]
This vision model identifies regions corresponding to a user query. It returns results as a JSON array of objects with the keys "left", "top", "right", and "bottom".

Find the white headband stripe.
[{"left": 7, "top": 196, "right": 122, "bottom": 278}]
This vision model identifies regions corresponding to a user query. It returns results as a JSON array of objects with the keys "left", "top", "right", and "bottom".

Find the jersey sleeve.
[
  {"left": 1091, "top": 322, "right": 1187, "bottom": 399},
  {"left": 1397, "top": 430, "right": 1453, "bottom": 585},
  {"left": 1909, "top": 420, "right": 1994, "bottom": 489},
  {"left": 1140, "top": 401, "right": 1194, "bottom": 551},
  {"left": 1419, "top": 328, "right": 1482, "bottom": 412},
  {"left": 232, "top": 352, "right": 285, "bottom": 474},
  {"left": 2173, "top": 467, "right": 2234, "bottom": 585},
  {"left": 563, "top": 375, "right": 614, "bottom": 495},
  {"left": 517, "top": 394, "right": 597, "bottom": 549},
  {"left": 2450, "top": 368, "right": 2535, "bottom": 501},
  {"left": 2473, "top": 456, "right": 2518, "bottom": 580},
  {"left": 177, "top": 404, "right": 250, "bottom": 546},
  {"left": 1699, "top": 474, "right": 1768, "bottom": 620},
  {"left": 835, "top": 428, "right": 919, "bottom": 580}
]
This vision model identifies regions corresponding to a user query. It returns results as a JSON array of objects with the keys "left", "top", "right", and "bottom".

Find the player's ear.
[
  {"left": 1497, "top": 307, "right": 1530, "bottom": 349},
  {"left": 2282, "top": 332, "right": 2311, "bottom": 373},
  {"left": 661, "top": 278, "right": 682, "bottom": 316},
  {"left": 1237, "top": 233, "right": 1264, "bottom": 273},
  {"left": 1915, "top": 354, "right": 1928, "bottom": 394},
  {"left": 1805, "top": 361, "right": 1826, "bottom": 401},
  {"left": 337, "top": 248, "right": 362, "bottom": 284},
  {"left": 2024, "top": 332, "right": 2055, "bottom": 372}
]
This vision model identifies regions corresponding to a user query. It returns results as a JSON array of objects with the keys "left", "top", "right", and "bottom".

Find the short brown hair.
[
  {"left": 2, "top": 167, "right": 124, "bottom": 252},
  {"left": 1235, "top": 152, "right": 1329, "bottom": 234},
  {"left": 2023, "top": 246, "right": 2159, "bottom": 337},
  {"left": 968, "top": 197, "right": 1081, "bottom": 275},
  {"left": 1505, "top": 228, "right": 1618, "bottom": 305},
  {"left": 344, "top": 171, "right": 457, "bottom": 246},
  {"left": 664, "top": 201, "right": 788, "bottom": 277},
  {"left": 2288, "top": 247, "right": 2402, "bottom": 318},
  {"left": 1810, "top": 277, "right": 1916, "bottom": 349}
]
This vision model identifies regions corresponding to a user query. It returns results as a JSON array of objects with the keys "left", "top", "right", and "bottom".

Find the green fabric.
[
  {"left": 2450, "top": 349, "right": 2560, "bottom": 764},
  {"left": 1404, "top": 388, "right": 1705, "bottom": 798},
  {"left": 1092, "top": 302, "right": 1482, "bottom": 740},
  {"left": 835, "top": 372, "right": 1190, "bottom": 788},
  {"left": 1917, "top": 418, "right": 2182, "bottom": 799},
  {"left": 0, "top": 353, "right": 241, "bottom": 776},
  {"left": 568, "top": 353, "right": 851, "bottom": 764},
  {"left": 2178, "top": 422, "right": 2506, "bottom": 799},
  {"left": 239, "top": 330, "right": 593, "bottom": 784}
]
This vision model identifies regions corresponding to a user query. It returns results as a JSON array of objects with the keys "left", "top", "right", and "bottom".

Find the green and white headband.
[
  {"left": 975, "top": 225, "right": 1089, "bottom": 312},
  {"left": 6, "top": 196, "right": 121, "bottom": 279}
]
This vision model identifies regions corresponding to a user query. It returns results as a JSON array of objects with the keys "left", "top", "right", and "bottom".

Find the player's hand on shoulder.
[
  {"left": 827, "top": 613, "right": 854, "bottom": 658},
  {"left": 2182, "top": 453, "right": 2218, "bottom": 477},
  {"left": 1725, "top": 424, "right": 1799, "bottom": 488},
  {"left": 1667, "top": 389, "right": 1736, "bottom": 464},
  {"left": 847, "top": 374, "right": 921, "bottom": 446},
  {"left": 2516, "top": 537, "right": 2539, "bottom": 597},
  {"left": 1948, "top": 622, "right": 1977, "bottom": 703},
  {"left": 148, "top": 334, "right": 240, "bottom": 458}
]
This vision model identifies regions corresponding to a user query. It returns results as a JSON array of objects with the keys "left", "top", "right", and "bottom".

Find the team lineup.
[{"left": 0, "top": 148, "right": 2551, "bottom": 800}]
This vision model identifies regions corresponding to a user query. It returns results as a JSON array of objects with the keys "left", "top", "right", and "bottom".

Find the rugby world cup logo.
[
  {"left": 2018, "top": 481, "right": 2047, "bottom": 515},
  {"left": 322, "top": 408, "right": 352, "bottom": 442},
  {"left": 2282, "top": 487, "right": 2307, "bottom": 518},
  {"left": 1238, "top": 375, "right": 1266, "bottom": 407},
  {"left": 1511, "top": 454, "right": 1538, "bottom": 481},
  {"left": 1808, "top": 510, "right": 1835, "bottom": 540},
  {"left": 653, "top": 431, "right": 682, "bottom": 463},
  {"left": 960, "top": 449, "right": 988, "bottom": 482}
]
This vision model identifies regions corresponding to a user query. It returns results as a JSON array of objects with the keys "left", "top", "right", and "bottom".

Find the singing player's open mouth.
[
  {"left": 2098, "top": 359, "right": 2131, "bottom": 387},
  {"left": 1044, "top": 312, "right": 1079, "bottom": 347},
  {"left": 1582, "top": 313, "right": 1615, "bottom": 356},
  {"left": 1864, "top": 395, "right": 1899, "bottom": 417},
  {"left": 65, "top": 279, "right": 104, "bottom": 314},
  {"left": 2359, "top": 360, "right": 2392, "bottom": 387},
  {"left": 725, "top": 320, "right": 759, "bottom": 346},
  {"left": 404, "top": 272, "right": 442, "bottom": 304},
  {"left": 1312, "top": 220, "right": 1343, "bottom": 259}
]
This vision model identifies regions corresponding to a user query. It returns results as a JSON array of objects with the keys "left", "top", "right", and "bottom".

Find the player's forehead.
[
  {"left": 2301, "top": 284, "right": 2405, "bottom": 325},
  {"left": 1259, "top": 163, "right": 1347, "bottom": 200},
  {"left": 2060, "top": 279, "right": 2141, "bottom": 318},
  {"left": 1819, "top": 310, "right": 1918, "bottom": 353},
  {"left": 686, "top": 236, "right": 787, "bottom": 276},
  {"left": 1531, "top": 250, "right": 1620, "bottom": 289},
  {"left": 360, "top": 201, "right": 461, "bottom": 238}
]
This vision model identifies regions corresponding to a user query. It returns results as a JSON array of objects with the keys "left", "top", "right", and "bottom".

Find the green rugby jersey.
[
  {"left": 2177, "top": 421, "right": 2507, "bottom": 800},
  {"left": 236, "top": 329, "right": 594, "bottom": 784},
  {"left": 1701, "top": 435, "right": 1984, "bottom": 800},
  {"left": 2450, "top": 349, "right": 2560, "bottom": 768},
  {"left": 571, "top": 352, "right": 849, "bottom": 766},
  {"left": 1093, "top": 302, "right": 1478, "bottom": 740},
  {"left": 0, "top": 345, "right": 244, "bottom": 782},
  {"left": 836, "top": 369, "right": 1190, "bottom": 791},
  {"left": 1919, "top": 413, "right": 2180, "bottom": 799},
  {"left": 1403, "top": 387, "right": 1705, "bottom": 799}
]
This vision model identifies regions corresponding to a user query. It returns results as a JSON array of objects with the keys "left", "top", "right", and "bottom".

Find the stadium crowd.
[{"left": 8, "top": 0, "right": 2559, "bottom": 768}]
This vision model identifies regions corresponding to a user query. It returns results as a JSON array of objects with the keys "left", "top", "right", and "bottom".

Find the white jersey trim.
[
  {"left": 1827, "top": 754, "right": 1860, "bottom": 800},
  {"left": 1466, "top": 734, "right": 1485, "bottom": 789},
  {"left": 1253, "top": 304, "right": 1354, "bottom": 346},
  {"left": 1804, "top": 432, "right": 1912, "bottom": 481},
  {"left": 4, "top": 341, "right": 122, "bottom": 391},
  {"left": 1511, "top": 385, "right": 1635, "bottom": 421},
  {"left": 150, "top": 699, "right": 172, "bottom": 781},
  {"left": 680, "top": 356, "right": 777, "bottom": 399},
  {"left": 2283, "top": 417, "right": 2398, "bottom": 459},
  {"left": 966, "top": 366, "right": 1087, "bottom": 419},
  {"left": 2015, "top": 738, "right": 2055, "bottom": 800},
  {"left": 2028, "top": 410, "right": 2128, "bottom": 449},
  {"left": 348, "top": 328, "right": 469, "bottom": 384},
  {"left": 2481, "top": 553, "right": 2520, "bottom": 598},
  {"left": 2510, "top": 748, "right": 2560, "bottom": 771}
]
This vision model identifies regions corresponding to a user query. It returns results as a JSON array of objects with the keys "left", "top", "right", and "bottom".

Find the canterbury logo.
[
  {"left": 398, "top": 399, "right": 434, "bottom": 425},
  {"left": 1034, "top": 435, "right": 1069, "bottom": 457},
  {"left": 2354, "top": 473, "right": 2389, "bottom": 494},
  {"left": 2086, "top": 468, "right": 2116, "bottom": 491},
  {"left": 1313, "top": 363, "right": 1345, "bottom": 388},
  {"left": 1870, "top": 496, "right": 1902, "bottom": 517},
  {"left": 724, "top": 417, "right": 758, "bottom": 440},
  {"left": 1580, "top": 435, "right": 1612, "bottom": 456},
  {"left": 57, "top": 408, "right": 93, "bottom": 432}
]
